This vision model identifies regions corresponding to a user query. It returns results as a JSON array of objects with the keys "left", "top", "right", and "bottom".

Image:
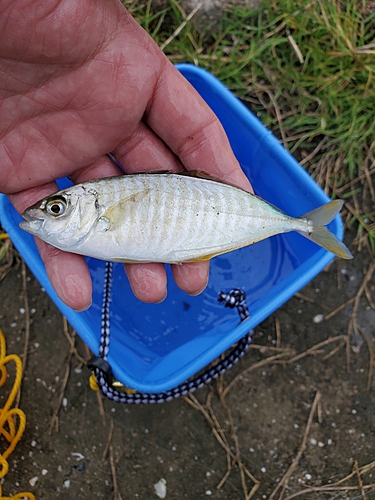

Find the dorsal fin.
[
  {"left": 125, "top": 169, "right": 245, "bottom": 190},
  {"left": 177, "top": 170, "right": 243, "bottom": 189},
  {"left": 144, "top": 169, "right": 172, "bottom": 174},
  {"left": 124, "top": 169, "right": 172, "bottom": 175}
]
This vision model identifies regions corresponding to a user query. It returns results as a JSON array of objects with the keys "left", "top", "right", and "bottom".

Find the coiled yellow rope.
[{"left": 0, "top": 329, "right": 35, "bottom": 500}]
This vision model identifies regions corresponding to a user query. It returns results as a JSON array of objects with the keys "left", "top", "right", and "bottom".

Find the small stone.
[
  {"left": 305, "top": 473, "right": 312, "bottom": 480},
  {"left": 261, "top": 467, "right": 266, "bottom": 473},
  {"left": 313, "top": 314, "right": 324, "bottom": 324},
  {"left": 310, "top": 438, "right": 317, "bottom": 446},
  {"left": 154, "top": 478, "right": 167, "bottom": 499},
  {"left": 205, "top": 490, "right": 212, "bottom": 496},
  {"left": 63, "top": 479, "right": 70, "bottom": 488},
  {"left": 29, "top": 476, "right": 38, "bottom": 487},
  {"left": 42, "top": 469, "right": 48, "bottom": 476}
]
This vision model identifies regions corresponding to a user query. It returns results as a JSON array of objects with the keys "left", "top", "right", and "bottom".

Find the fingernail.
[
  {"left": 74, "top": 299, "right": 92, "bottom": 312},
  {"left": 154, "top": 292, "right": 167, "bottom": 304},
  {"left": 188, "top": 282, "right": 208, "bottom": 297}
]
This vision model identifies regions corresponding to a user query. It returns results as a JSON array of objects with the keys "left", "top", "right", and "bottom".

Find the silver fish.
[{"left": 19, "top": 173, "right": 353, "bottom": 262}]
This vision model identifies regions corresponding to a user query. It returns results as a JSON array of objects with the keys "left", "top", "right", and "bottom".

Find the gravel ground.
[{"left": 0, "top": 225, "right": 374, "bottom": 499}]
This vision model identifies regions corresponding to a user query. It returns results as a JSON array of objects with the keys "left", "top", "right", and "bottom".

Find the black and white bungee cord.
[{"left": 88, "top": 261, "right": 254, "bottom": 404}]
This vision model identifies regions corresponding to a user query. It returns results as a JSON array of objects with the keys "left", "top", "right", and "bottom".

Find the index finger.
[{"left": 145, "top": 61, "right": 253, "bottom": 193}]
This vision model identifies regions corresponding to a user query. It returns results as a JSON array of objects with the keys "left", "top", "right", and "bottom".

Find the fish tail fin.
[{"left": 298, "top": 200, "right": 353, "bottom": 259}]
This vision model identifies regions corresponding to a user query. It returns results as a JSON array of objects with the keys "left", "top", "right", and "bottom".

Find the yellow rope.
[
  {"left": 89, "top": 373, "right": 99, "bottom": 391},
  {"left": 89, "top": 373, "right": 136, "bottom": 394},
  {"left": 0, "top": 234, "right": 9, "bottom": 241},
  {"left": 0, "top": 330, "right": 35, "bottom": 500}
]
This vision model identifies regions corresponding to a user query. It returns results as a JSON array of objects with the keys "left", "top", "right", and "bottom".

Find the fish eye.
[{"left": 45, "top": 197, "right": 67, "bottom": 217}]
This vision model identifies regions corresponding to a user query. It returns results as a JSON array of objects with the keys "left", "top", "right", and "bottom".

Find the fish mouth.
[{"left": 19, "top": 209, "right": 45, "bottom": 235}]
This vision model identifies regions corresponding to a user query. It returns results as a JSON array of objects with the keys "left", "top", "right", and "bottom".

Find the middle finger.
[{"left": 112, "top": 120, "right": 210, "bottom": 301}]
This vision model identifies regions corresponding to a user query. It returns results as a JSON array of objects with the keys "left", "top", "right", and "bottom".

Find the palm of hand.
[{"left": 0, "top": 0, "right": 251, "bottom": 310}]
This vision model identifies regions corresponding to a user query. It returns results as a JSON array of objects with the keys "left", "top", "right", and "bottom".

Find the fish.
[{"left": 19, "top": 173, "right": 353, "bottom": 262}]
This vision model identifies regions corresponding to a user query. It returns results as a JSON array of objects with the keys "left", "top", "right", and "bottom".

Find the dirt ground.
[{"left": 0, "top": 223, "right": 374, "bottom": 500}]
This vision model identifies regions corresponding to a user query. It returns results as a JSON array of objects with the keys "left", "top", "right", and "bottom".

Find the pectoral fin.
[{"left": 101, "top": 190, "right": 151, "bottom": 229}]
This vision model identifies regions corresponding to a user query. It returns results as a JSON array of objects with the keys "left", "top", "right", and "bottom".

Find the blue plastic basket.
[{"left": 0, "top": 64, "right": 342, "bottom": 393}]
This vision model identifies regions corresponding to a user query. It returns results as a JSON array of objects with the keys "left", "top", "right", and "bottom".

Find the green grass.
[{"left": 124, "top": 0, "right": 375, "bottom": 251}]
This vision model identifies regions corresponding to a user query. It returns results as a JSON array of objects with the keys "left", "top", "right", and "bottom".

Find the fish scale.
[{"left": 19, "top": 173, "right": 353, "bottom": 263}]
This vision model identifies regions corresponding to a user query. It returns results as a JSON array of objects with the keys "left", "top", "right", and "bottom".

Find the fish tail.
[{"left": 298, "top": 200, "right": 353, "bottom": 259}]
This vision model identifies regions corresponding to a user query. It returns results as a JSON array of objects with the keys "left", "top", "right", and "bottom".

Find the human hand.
[{"left": 0, "top": 0, "right": 252, "bottom": 311}]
